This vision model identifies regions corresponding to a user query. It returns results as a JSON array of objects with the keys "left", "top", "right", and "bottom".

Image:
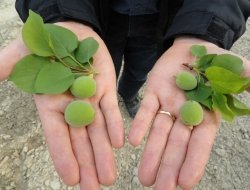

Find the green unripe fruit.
[
  {"left": 176, "top": 71, "right": 197, "bottom": 90},
  {"left": 64, "top": 100, "right": 95, "bottom": 127},
  {"left": 180, "top": 101, "right": 203, "bottom": 126},
  {"left": 70, "top": 76, "right": 96, "bottom": 98}
]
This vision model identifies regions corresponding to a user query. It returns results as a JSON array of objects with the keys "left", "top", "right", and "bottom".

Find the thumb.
[{"left": 0, "top": 37, "right": 29, "bottom": 81}]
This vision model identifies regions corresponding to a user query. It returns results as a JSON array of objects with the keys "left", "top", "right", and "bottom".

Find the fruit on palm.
[
  {"left": 70, "top": 76, "right": 96, "bottom": 98},
  {"left": 180, "top": 100, "right": 203, "bottom": 126},
  {"left": 64, "top": 100, "right": 95, "bottom": 127},
  {"left": 176, "top": 71, "right": 197, "bottom": 90}
]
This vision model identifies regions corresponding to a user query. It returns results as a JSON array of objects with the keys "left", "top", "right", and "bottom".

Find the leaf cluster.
[
  {"left": 9, "top": 10, "right": 99, "bottom": 94},
  {"left": 185, "top": 45, "right": 250, "bottom": 121}
]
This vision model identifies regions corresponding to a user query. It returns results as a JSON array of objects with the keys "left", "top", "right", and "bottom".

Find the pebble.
[
  {"left": 45, "top": 179, "right": 50, "bottom": 186},
  {"left": 0, "top": 156, "right": 9, "bottom": 168},
  {"left": 50, "top": 179, "right": 61, "bottom": 190},
  {"left": 23, "top": 146, "right": 28, "bottom": 153},
  {"left": 27, "top": 149, "right": 34, "bottom": 155},
  {"left": 132, "top": 176, "right": 140, "bottom": 185},
  {"left": 215, "top": 148, "right": 226, "bottom": 156},
  {"left": 1, "top": 134, "right": 11, "bottom": 140},
  {"left": 0, "top": 110, "right": 3, "bottom": 116},
  {"left": 5, "top": 186, "right": 13, "bottom": 190},
  {"left": 131, "top": 154, "right": 136, "bottom": 160},
  {"left": 244, "top": 133, "right": 249, "bottom": 139},
  {"left": 133, "top": 167, "right": 138, "bottom": 176}
]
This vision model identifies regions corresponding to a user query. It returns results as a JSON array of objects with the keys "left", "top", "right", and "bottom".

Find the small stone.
[
  {"left": 0, "top": 110, "right": 4, "bottom": 116},
  {"left": 131, "top": 154, "right": 136, "bottom": 160},
  {"left": 23, "top": 146, "right": 28, "bottom": 153},
  {"left": 0, "top": 156, "right": 9, "bottom": 168},
  {"left": 45, "top": 179, "right": 50, "bottom": 186},
  {"left": 2, "top": 134, "right": 11, "bottom": 140},
  {"left": 50, "top": 179, "right": 61, "bottom": 190},
  {"left": 215, "top": 148, "right": 226, "bottom": 156},
  {"left": 244, "top": 133, "right": 249, "bottom": 139},
  {"left": 133, "top": 167, "right": 138, "bottom": 176},
  {"left": 27, "top": 149, "right": 34, "bottom": 155},
  {"left": 132, "top": 176, "right": 140, "bottom": 185},
  {"left": 5, "top": 186, "right": 12, "bottom": 190}
]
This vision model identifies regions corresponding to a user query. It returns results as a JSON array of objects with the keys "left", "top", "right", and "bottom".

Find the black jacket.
[{"left": 15, "top": 0, "right": 250, "bottom": 52}]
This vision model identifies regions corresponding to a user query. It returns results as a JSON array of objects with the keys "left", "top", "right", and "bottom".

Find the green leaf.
[
  {"left": 62, "top": 56, "right": 80, "bottom": 68},
  {"left": 190, "top": 45, "right": 207, "bottom": 58},
  {"left": 35, "top": 62, "right": 75, "bottom": 94},
  {"left": 196, "top": 54, "right": 217, "bottom": 72},
  {"left": 185, "top": 79, "right": 212, "bottom": 101},
  {"left": 211, "top": 54, "right": 244, "bottom": 75},
  {"left": 205, "top": 66, "right": 249, "bottom": 94},
  {"left": 9, "top": 55, "right": 50, "bottom": 93},
  {"left": 45, "top": 24, "right": 78, "bottom": 58},
  {"left": 75, "top": 37, "right": 99, "bottom": 63},
  {"left": 227, "top": 95, "right": 250, "bottom": 116},
  {"left": 212, "top": 93, "right": 234, "bottom": 121},
  {"left": 200, "top": 97, "right": 213, "bottom": 110},
  {"left": 22, "top": 10, "right": 53, "bottom": 56}
]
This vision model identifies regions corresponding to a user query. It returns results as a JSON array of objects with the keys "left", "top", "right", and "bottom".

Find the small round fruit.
[
  {"left": 176, "top": 71, "right": 197, "bottom": 90},
  {"left": 64, "top": 100, "right": 95, "bottom": 127},
  {"left": 70, "top": 76, "right": 96, "bottom": 98},
  {"left": 180, "top": 101, "right": 203, "bottom": 126}
]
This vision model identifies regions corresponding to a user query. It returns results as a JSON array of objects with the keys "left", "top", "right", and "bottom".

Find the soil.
[{"left": 0, "top": 0, "right": 250, "bottom": 189}]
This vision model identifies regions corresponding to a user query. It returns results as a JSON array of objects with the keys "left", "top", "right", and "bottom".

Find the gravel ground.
[{"left": 0, "top": 1, "right": 250, "bottom": 190}]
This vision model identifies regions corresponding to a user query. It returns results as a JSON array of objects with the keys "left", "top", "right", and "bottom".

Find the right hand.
[{"left": 0, "top": 22, "right": 124, "bottom": 189}]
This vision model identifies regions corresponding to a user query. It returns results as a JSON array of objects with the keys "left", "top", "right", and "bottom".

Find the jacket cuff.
[
  {"left": 15, "top": 0, "right": 65, "bottom": 23},
  {"left": 57, "top": 0, "right": 101, "bottom": 33},
  {"left": 15, "top": 0, "right": 100, "bottom": 33},
  {"left": 165, "top": 11, "right": 238, "bottom": 50}
]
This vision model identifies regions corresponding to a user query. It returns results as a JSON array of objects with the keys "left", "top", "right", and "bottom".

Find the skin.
[
  {"left": 129, "top": 37, "right": 250, "bottom": 190},
  {"left": 1, "top": 22, "right": 250, "bottom": 190},
  {"left": 0, "top": 22, "right": 124, "bottom": 189}
]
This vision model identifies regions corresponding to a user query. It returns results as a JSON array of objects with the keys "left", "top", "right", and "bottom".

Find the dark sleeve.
[
  {"left": 165, "top": 0, "right": 250, "bottom": 49},
  {"left": 15, "top": 0, "right": 101, "bottom": 32}
]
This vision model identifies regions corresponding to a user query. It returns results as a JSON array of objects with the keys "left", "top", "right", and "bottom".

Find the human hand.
[
  {"left": 0, "top": 22, "right": 124, "bottom": 189},
  {"left": 129, "top": 36, "right": 250, "bottom": 190}
]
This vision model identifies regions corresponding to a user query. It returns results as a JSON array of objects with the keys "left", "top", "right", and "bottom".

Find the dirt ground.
[{"left": 0, "top": 1, "right": 250, "bottom": 190}]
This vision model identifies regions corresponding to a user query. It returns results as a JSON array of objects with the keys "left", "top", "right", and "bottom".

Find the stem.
[
  {"left": 88, "top": 60, "right": 98, "bottom": 75},
  {"left": 56, "top": 54, "right": 98, "bottom": 76},
  {"left": 56, "top": 56, "right": 71, "bottom": 68},
  {"left": 182, "top": 63, "right": 194, "bottom": 70},
  {"left": 68, "top": 55, "right": 98, "bottom": 75},
  {"left": 68, "top": 55, "right": 86, "bottom": 69},
  {"left": 56, "top": 55, "right": 91, "bottom": 73}
]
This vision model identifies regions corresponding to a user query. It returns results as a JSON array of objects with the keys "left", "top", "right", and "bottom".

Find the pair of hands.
[{"left": 1, "top": 22, "right": 249, "bottom": 190}]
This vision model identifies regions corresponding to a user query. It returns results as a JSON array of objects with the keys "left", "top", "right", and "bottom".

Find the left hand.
[{"left": 129, "top": 36, "right": 250, "bottom": 190}]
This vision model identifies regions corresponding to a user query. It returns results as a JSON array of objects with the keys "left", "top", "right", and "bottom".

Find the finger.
[
  {"left": 100, "top": 92, "right": 124, "bottom": 148},
  {"left": 129, "top": 92, "right": 159, "bottom": 146},
  {"left": 138, "top": 113, "right": 174, "bottom": 186},
  {"left": 69, "top": 127, "right": 100, "bottom": 190},
  {"left": 0, "top": 38, "right": 29, "bottom": 81},
  {"left": 178, "top": 113, "right": 219, "bottom": 190},
  {"left": 87, "top": 106, "right": 117, "bottom": 186},
  {"left": 36, "top": 109, "right": 79, "bottom": 186},
  {"left": 154, "top": 119, "right": 191, "bottom": 190}
]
